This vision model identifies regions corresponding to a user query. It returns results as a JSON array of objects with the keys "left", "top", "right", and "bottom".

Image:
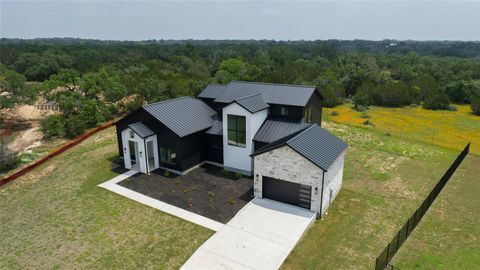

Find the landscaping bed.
[{"left": 118, "top": 164, "right": 254, "bottom": 223}]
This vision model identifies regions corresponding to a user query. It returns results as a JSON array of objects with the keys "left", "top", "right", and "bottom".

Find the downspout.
[{"left": 319, "top": 170, "right": 325, "bottom": 219}]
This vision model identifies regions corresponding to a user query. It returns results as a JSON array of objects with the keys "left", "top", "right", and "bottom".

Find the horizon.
[{"left": 1, "top": 1, "right": 479, "bottom": 41}]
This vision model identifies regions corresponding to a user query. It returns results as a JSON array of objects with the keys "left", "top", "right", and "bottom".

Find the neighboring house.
[{"left": 115, "top": 81, "right": 347, "bottom": 217}]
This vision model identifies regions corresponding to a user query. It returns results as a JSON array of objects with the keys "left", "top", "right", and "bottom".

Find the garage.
[{"left": 262, "top": 176, "right": 311, "bottom": 209}]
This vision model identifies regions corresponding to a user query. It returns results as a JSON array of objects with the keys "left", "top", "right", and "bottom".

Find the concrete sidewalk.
[
  {"left": 98, "top": 170, "right": 224, "bottom": 232},
  {"left": 181, "top": 198, "right": 316, "bottom": 270}
]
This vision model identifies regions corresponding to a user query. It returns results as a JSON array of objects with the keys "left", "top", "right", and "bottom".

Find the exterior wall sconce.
[
  {"left": 139, "top": 151, "right": 143, "bottom": 158},
  {"left": 314, "top": 187, "right": 318, "bottom": 195},
  {"left": 255, "top": 174, "right": 259, "bottom": 182}
]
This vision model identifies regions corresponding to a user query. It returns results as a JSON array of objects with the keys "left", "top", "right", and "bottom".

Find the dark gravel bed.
[{"left": 118, "top": 164, "right": 253, "bottom": 223}]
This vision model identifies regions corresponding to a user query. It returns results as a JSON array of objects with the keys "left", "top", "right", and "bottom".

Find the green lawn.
[
  {"left": 282, "top": 122, "right": 480, "bottom": 270},
  {"left": 0, "top": 127, "right": 213, "bottom": 269},
  {"left": 1, "top": 122, "right": 478, "bottom": 270}
]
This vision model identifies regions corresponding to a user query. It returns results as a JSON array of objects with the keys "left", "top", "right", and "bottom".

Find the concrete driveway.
[{"left": 181, "top": 198, "right": 316, "bottom": 270}]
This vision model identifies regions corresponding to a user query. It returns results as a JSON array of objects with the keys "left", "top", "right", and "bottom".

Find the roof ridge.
[
  {"left": 230, "top": 80, "right": 316, "bottom": 89},
  {"left": 143, "top": 96, "right": 192, "bottom": 107}
]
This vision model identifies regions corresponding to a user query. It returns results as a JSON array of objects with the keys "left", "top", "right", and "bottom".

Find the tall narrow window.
[
  {"left": 227, "top": 114, "right": 246, "bottom": 148},
  {"left": 304, "top": 107, "right": 312, "bottom": 123}
]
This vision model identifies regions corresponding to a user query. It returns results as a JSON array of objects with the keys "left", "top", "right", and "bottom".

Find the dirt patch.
[{"left": 1, "top": 105, "right": 57, "bottom": 153}]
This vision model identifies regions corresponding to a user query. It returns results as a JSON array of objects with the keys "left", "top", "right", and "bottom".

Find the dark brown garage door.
[{"left": 262, "top": 176, "right": 311, "bottom": 209}]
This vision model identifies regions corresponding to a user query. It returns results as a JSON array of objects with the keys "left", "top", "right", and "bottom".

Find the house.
[{"left": 115, "top": 81, "right": 347, "bottom": 217}]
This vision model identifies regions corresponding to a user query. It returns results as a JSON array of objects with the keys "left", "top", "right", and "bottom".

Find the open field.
[
  {"left": 324, "top": 104, "right": 480, "bottom": 156},
  {"left": 1, "top": 122, "right": 479, "bottom": 269},
  {"left": 282, "top": 122, "right": 480, "bottom": 270},
  {"left": 0, "top": 127, "right": 212, "bottom": 269}
]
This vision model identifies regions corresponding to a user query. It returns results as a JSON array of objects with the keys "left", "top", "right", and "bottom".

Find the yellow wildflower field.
[{"left": 324, "top": 104, "right": 480, "bottom": 155}]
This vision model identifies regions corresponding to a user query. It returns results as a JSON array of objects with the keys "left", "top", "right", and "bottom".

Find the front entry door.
[{"left": 128, "top": 140, "right": 139, "bottom": 169}]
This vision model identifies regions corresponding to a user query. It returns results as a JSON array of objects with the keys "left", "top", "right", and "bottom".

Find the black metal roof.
[
  {"left": 199, "top": 81, "right": 317, "bottom": 107},
  {"left": 252, "top": 124, "right": 348, "bottom": 171},
  {"left": 128, "top": 122, "right": 155, "bottom": 138},
  {"left": 143, "top": 97, "right": 216, "bottom": 137},
  {"left": 233, "top": 94, "right": 269, "bottom": 113},
  {"left": 253, "top": 117, "right": 312, "bottom": 143},
  {"left": 206, "top": 120, "right": 223, "bottom": 135},
  {"left": 197, "top": 84, "right": 227, "bottom": 99}
]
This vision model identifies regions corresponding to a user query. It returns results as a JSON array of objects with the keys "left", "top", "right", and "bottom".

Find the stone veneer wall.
[
  {"left": 321, "top": 152, "right": 345, "bottom": 214},
  {"left": 253, "top": 146, "right": 324, "bottom": 214}
]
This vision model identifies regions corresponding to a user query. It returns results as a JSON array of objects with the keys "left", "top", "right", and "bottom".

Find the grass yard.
[
  {"left": 324, "top": 104, "right": 480, "bottom": 156},
  {"left": 0, "top": 127, "right": 213, "bottom": 269},
  {"left": 1, "top": 121, "right": 479, "bottom": 270},
  {"left": 282, "top": 121, "right": 480, "bottom": 270}
]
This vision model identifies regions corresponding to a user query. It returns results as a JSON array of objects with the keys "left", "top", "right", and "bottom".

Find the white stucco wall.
[
  {"left": 253, "top": 146, "right": 346, "bottom": 217},
  {"left": 321, "top": 151, "right": 345, "bottom": 214},
  {"left": 222, "top": 103, "right": 268, "bottom": 175}
]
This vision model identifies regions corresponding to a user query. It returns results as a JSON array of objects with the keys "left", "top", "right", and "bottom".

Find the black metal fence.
[{"left": 374, "top": 143, "right": 470, "bottom": 270}]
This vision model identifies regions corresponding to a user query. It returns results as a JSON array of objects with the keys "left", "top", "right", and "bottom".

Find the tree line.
[{"left": 1, "top": 38, "right": 480, "bottom": 142}]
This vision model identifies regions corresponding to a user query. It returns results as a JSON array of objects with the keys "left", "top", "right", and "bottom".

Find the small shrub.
[
  {"left": 0, "top": 144, "right": 20, "bottom": 173},
  {"left": 330, "top": 111, "right": 339, "bottom": 116},
  {"left": 234, "top": 172, "right": 242, "bottom": 179},
  {"left": 386, "top": 132, "right": 391, "bottom": 136},
  {"left": 164, "top": 170, "right": 171, "bottom": 177},
  {"left": 447, "top": 105, "right": 458, "bottom": 111},
  {"left": 363, "top": 120, "right": 374, "bottom": 126},
  {"left": 64, "top": 115, "right": 86, "bottom": 138},
  {"left": 223, "top": 168, "right": 229, "bottom": 176},
  {"left": 208, "top": 191, "right": 215, "bottom": 197},
  {"left": 228, "top": 198, "right": 236, "bottom": 205},
  {"left": 41, "top": 115, "right": 66, "bottom": 138}
]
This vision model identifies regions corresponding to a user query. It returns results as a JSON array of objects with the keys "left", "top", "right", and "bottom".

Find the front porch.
[{"left": 117, "top": 164, "right": 254, "bottom": 223}]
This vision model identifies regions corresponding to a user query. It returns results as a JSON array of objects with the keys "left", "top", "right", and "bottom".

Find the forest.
[{"left": 1, "top": 38, "right": 480, "bottom": 142}]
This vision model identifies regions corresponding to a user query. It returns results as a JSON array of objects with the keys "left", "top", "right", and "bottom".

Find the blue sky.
[{"left": 1, "top": 1, "right": 479, "bottom": 41}]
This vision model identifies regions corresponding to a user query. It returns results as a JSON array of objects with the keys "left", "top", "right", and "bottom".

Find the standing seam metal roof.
[
  {"left": 197, "top": 84, "right": 227, "bottom": 99},
  {"left": 234, "top": 94, "right": 269, "bottom": 113},
  {"left": 213, "top": 81, "right": 316, "bottom": 107},
  {"left": 206, "top": 120, "right": 223, "bottom": 135},
  {"left": 252, "top": 124, "right": 348, "bottom": 171},
  {"left": 128, "top": 122, "right": 155, "bottom": 138},
  {"left": 253, "top": 118, "right": 312, "bottom": 143},
  {"left": 143, "top": 97, "right": 216, "bottom": 137}
]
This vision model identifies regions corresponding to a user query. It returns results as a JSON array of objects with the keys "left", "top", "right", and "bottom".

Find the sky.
[{"left": 1, "top": 1, "right": 479, "bottom": 41}]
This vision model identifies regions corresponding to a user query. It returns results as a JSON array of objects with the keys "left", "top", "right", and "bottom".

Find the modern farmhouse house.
[{"left": 115, "top": 81, "right": 347, "bottom": 216}]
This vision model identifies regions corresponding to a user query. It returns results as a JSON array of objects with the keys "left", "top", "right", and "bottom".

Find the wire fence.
[{"left": 374, "top": 143, "right": 470, "bottom": 270}]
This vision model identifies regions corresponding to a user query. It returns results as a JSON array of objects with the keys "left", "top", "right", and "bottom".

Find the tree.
[
  {"left": 213, "top": 58, "right": 252, "bottom": 83},
  {"left": 0, "top": 65, "right": 37, "bottom": 108},
  {"left": 423, "top": 88, "right": 451, "bottom": 110},
  {"left": 467, "top": 81, "right": 480, "bottom": 115},
  {"left": 41, "top": 115, "right": 66, "bottom": 138},
  {"left": 314, "top": 69, "right": 345, "bottom": 107}
]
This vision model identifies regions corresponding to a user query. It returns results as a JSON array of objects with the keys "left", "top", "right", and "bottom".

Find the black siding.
[
  {"left": 116, "top": 108, "right": 206, "bottom": 172},
  {"left": 268, "top": 104, "right": 304, "bottom": 119},
  {"left": 204, "top": 134, "right": 223, "bottom": 164},
  {"left": 304, "top": 91, "right": 323, "bottom": 125}
]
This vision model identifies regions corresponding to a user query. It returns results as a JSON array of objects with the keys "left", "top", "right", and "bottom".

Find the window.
[
  {"left": 160, "top": 147, "right": 176, "bottom": 164},
  {"left": 280, "top": 107, "right": 288, "bottom": 116},
  {"left": 304, "top": 107, "right": 312, "bottom": 123},
  {"left": 129, "top": 130, "right": 135, "bottom": 139},
  {"left": 227, "top": 114, "right": 246, "bottom": 148}
]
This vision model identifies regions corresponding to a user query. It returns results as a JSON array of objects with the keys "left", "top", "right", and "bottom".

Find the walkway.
[
  {"left": 98, "top": 170, "right": 224, "bottom": 231},
  {"left": 181, "top": 198, "right": 316, "bottom": 270}
]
